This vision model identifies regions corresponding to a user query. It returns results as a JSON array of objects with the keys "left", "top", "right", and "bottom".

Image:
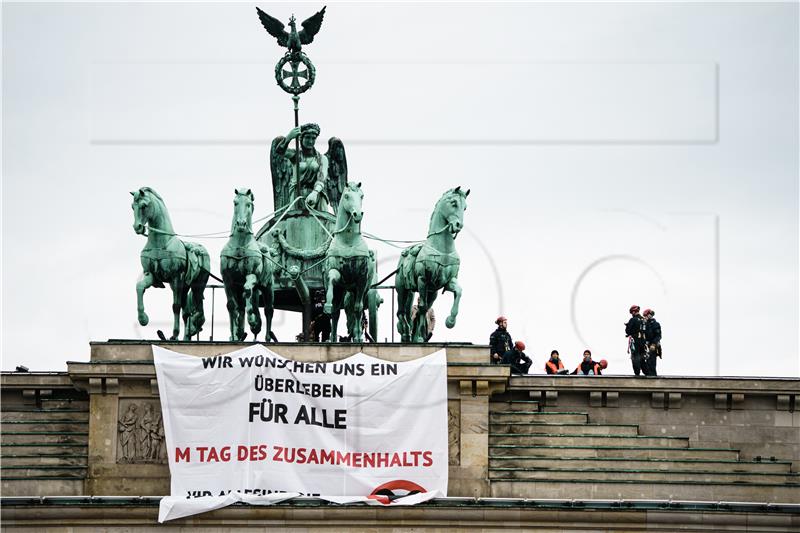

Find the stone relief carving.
[
  {"left": 448, "top": 400, "right": 460, "bottom": 466},
  {"left": 117, "top": 399, "right": 167, "bottom": 464}
]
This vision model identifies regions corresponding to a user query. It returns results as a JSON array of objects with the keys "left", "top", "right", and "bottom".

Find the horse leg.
[
  {"left": 325, "top": 267, "right": 341, "bottom": 342},
  {"left": 367, "top": 289, "right": 380, "bottom": 342},
  {"left": 263, "top": 282, "right": 274, "bottom": 343},
  {"left": 351, "top": 288, "right": 366, "bottom": 343},
  {"left": 445, "top": 276, "right": 462, "bottom": 328},
  {"left": 136, "top": 272, "right": 154, "bottom": 326},
  {"left": 188, "top": 266, "right": 209, "bottom": 337},
  {"left": 223, "top": 279, "right": 239, "bottom": 342},
  {"left": 169, "top": 279, "right": 185, "bottom": 340},
  {"left": 331, "top": 288, "right": 345, "bottom": 343},
  {"left": 395, "top": 287, "right": 413, "bottom": 343},
  {"left": 234, "top": 289, "right": 247, "bottom": 341},
  {"left": 324, "top": 266, "right": 340, "bottom": 315},
  {"left": 410, "top": 274, "right": 430, "bottom": 343},
  {"left": 180, "top": 284, "right": 193, "bottom": 341},
  {"left": 343, "top": 292, "right": 354, "bottom": 341},
  {"left": 187, "top": 285, "right": 204, "bottom": 337},
  {"left": 244, "top": 273, "right": 261, "bottom": 340},
  {"left": 415, "top": 288, "right": 438, "bottom": 343}
]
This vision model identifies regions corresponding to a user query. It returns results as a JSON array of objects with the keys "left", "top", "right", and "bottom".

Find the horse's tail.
[
  {"left": 259, "top": 244, "right": 277, "bottom": 289},
  {"left": 186, "top": 243, "right": 210, "bottom": 335}
]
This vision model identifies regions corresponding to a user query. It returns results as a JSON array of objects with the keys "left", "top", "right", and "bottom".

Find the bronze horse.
[
  {"left": 395, "top": 187, "right": 469, "bottom": 342},
  {"left": 220, "top": 189, "right": 276, "bottom": 341},
  {"left": 131, "top": 187, "right": 209, "bottom": 340},
  {"left": 323, "top": 182, "right": 375, "bottom": 343}
]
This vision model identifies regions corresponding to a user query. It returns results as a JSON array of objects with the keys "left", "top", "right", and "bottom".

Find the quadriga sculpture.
[
  {"left": 323, "top": 182, "right": 375, "bottom": 343},
  {"left": 130, "top": 187, "right": 210, "bottom": 340},
  {"left": 396, "top": 187, "right": 470, "bottom": 342},
  {"left": 220, "top": 189, "right": 276, "bottom": 341}
]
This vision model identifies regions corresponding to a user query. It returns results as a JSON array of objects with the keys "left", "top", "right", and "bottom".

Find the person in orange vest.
[
  {"left": 545, "top": 350, "right": 567, "bottom": 374},
  {"left": 571, "top": 350, "right": 608, "bottom": 375}
]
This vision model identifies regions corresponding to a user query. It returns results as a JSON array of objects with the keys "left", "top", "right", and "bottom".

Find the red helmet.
[
  {"left": 643, "top": 308, "right": 654, "bottom": 317},
  {"left": 515, "top": 341, "right": 526, "bottom": 351},
  {"left": 495, "top": 316, "right": 507, "bottom": 325},
  {"left": 629, "top": 305, "right": 640, "bottom": 314},
  {"left": 599, "top": 359, "right": 608, "bottom": 369}
]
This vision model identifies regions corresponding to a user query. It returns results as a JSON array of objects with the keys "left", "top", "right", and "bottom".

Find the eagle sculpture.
[{"left": 256, "top": 6, "right": 327, "bottom": 54}]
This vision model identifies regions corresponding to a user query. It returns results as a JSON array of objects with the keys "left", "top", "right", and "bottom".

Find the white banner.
[{"left": 153, "top": 345, "right": 449, "bottom": 522}]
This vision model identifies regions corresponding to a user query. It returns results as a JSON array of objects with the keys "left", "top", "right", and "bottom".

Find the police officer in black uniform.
[
  {"left": 643, "top": 308, "right": 662, "bottom": 376},
  {"left": 625, "top": 305, "right": 647, "bottom": 376},
  {"left": 309, "top": 290, "right": 331, "bottom": 342},
  {"left": 489, "top": 316, "right": 513, "bottom": 364}
]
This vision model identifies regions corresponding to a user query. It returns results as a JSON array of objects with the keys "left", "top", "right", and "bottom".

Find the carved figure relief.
[
  {"left": 117, "top": 399, "right": 167, "bottom": 464},
  {"left": 448, "top": 400, "right": 460, "bottom": 466}
]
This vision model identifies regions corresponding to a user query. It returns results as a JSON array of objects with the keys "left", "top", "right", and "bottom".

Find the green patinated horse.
[
  {"left": 396, "top": 186, "right": 469, "bottom": 343},
  {"left": 131, "top": 187, "right": 210, "bottom": 340},
  {"left": 220, "top": 189, "right": 276, "bottom": 342},
  {"left": 323, "top": 182, "right": 375, "bottom": 343}
]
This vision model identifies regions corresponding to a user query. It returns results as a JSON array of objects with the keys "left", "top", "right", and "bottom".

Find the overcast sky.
[{"left": 2, "top": 2, "right": 798, "bottom": 376}]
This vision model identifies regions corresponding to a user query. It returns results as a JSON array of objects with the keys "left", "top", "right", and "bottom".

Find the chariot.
[
  {"left": 130, "top": 6, "right": 468, "bottom": 344},
  {"left": 254, "top": 180, "right": 382, "bottom": 342}
]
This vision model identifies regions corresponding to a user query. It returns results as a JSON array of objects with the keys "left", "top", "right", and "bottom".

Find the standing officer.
[
  {"left": 643, "top": 308, "right": 662, "bottom": 376},
  {"left": 489, "top": 316, "right": 513, "bottom": 364},
  {"left": 625, "top": 305, "right": 647, "bottom": 376}
]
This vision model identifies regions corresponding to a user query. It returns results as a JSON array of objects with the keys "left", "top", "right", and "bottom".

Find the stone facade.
[
  {"left": 3, "top": 499, "right": 799, "bottom": 531},
  {"left": 1, "top": 342, "right": 799, "bottom": 530}
]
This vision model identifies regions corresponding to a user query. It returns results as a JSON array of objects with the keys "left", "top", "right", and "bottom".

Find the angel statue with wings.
[{"left": 270, "top": 123, "right": 348, "bottom": 214}]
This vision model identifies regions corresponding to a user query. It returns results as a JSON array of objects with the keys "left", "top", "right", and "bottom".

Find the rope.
[
  {"left": 363, "top": 232, "right": 423, "bottom": 249},
  {"left": 306, "top": 206, "right": 334, "bottom": 240},
  {"left": 201, "top": 267, "right": 224, "bottom": 284},
  {"left": 259, "top": 195, "right": 304, "bottom": 238},
  {"left": 263, "top": 253, "right": 290, "bottom": 275},
  {"left": 300, "top": 255, "right": 329, "bottom": 276},
  {"left": 332, "top": 211, "right": 355, "bottom": 235},
  {"left": 143, "top": 202, "right": 295, "bottom": 239},
  {"left": 426, "top": 223, "right": 453, "bottom": 238},
  {"left": 371, "top": 267, "right": 399, "bottom": 288},
  {"left": 363, "top": 233, "right": 422, "bottom": 244},
  {"left": 142, "top": 196, "right": 434, "bottom": 253}
]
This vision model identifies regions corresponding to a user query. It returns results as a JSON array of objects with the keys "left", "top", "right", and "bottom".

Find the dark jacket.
[
  {"left": 645, "top": 318, "right": 662, "bottom": 344},
  {"left": 625, "top": 314, "right": 645, "bottom": 338},
  {"left": 502, "top": 348, "right": 532, "bottom": 375},
  {"left": 625, "top": 314, "right": 646, "bottom": 352},
  {"left": 489, "top": 327, "right": 513, "bottom": 363},
  {"left": 502, "top": 348, "right": 532, "bottom": 366},
  {"left": 572, "top": 359, "right": 603, "bottom": 375}
]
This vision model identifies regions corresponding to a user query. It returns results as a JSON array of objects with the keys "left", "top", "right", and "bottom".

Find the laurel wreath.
[{"left": 274, "top": 52, "right": 316, "bottom": 95}]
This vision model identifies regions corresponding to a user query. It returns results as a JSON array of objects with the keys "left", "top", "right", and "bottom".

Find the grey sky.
[{"left": 2, "top": 2, "right": 798, "bottom": 375}]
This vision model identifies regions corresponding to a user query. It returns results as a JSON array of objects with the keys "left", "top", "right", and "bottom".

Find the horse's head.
[
  {"left": 232, "top": 188, "right": 254, "bottom": 234},
  {"left": 340, "top": 181, "right": 364, "bottom": 224},
  {"left": 130, "top": 187, "right": 154, "bottom": 235},
  {"left": 432, "top": 186, "right": 470, "bottom": 237}
]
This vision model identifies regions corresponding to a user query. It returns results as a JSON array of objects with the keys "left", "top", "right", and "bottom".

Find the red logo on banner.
[{"left": 368, "top": 480, "right": 426, "bottom": 504}]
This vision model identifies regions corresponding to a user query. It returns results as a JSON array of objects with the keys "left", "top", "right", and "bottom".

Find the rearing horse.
[
  {"left": 396, "top": 186, "right": 469, "bottom": 342},
  {"left": 323, "top": 182, "right": 375, "bottom": 343},
  {"left": 131, "top": 187, "right": 210, "bottom": 340},
  {"left": 220, "top": 189, "right": 276, "bottom": 341}
]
